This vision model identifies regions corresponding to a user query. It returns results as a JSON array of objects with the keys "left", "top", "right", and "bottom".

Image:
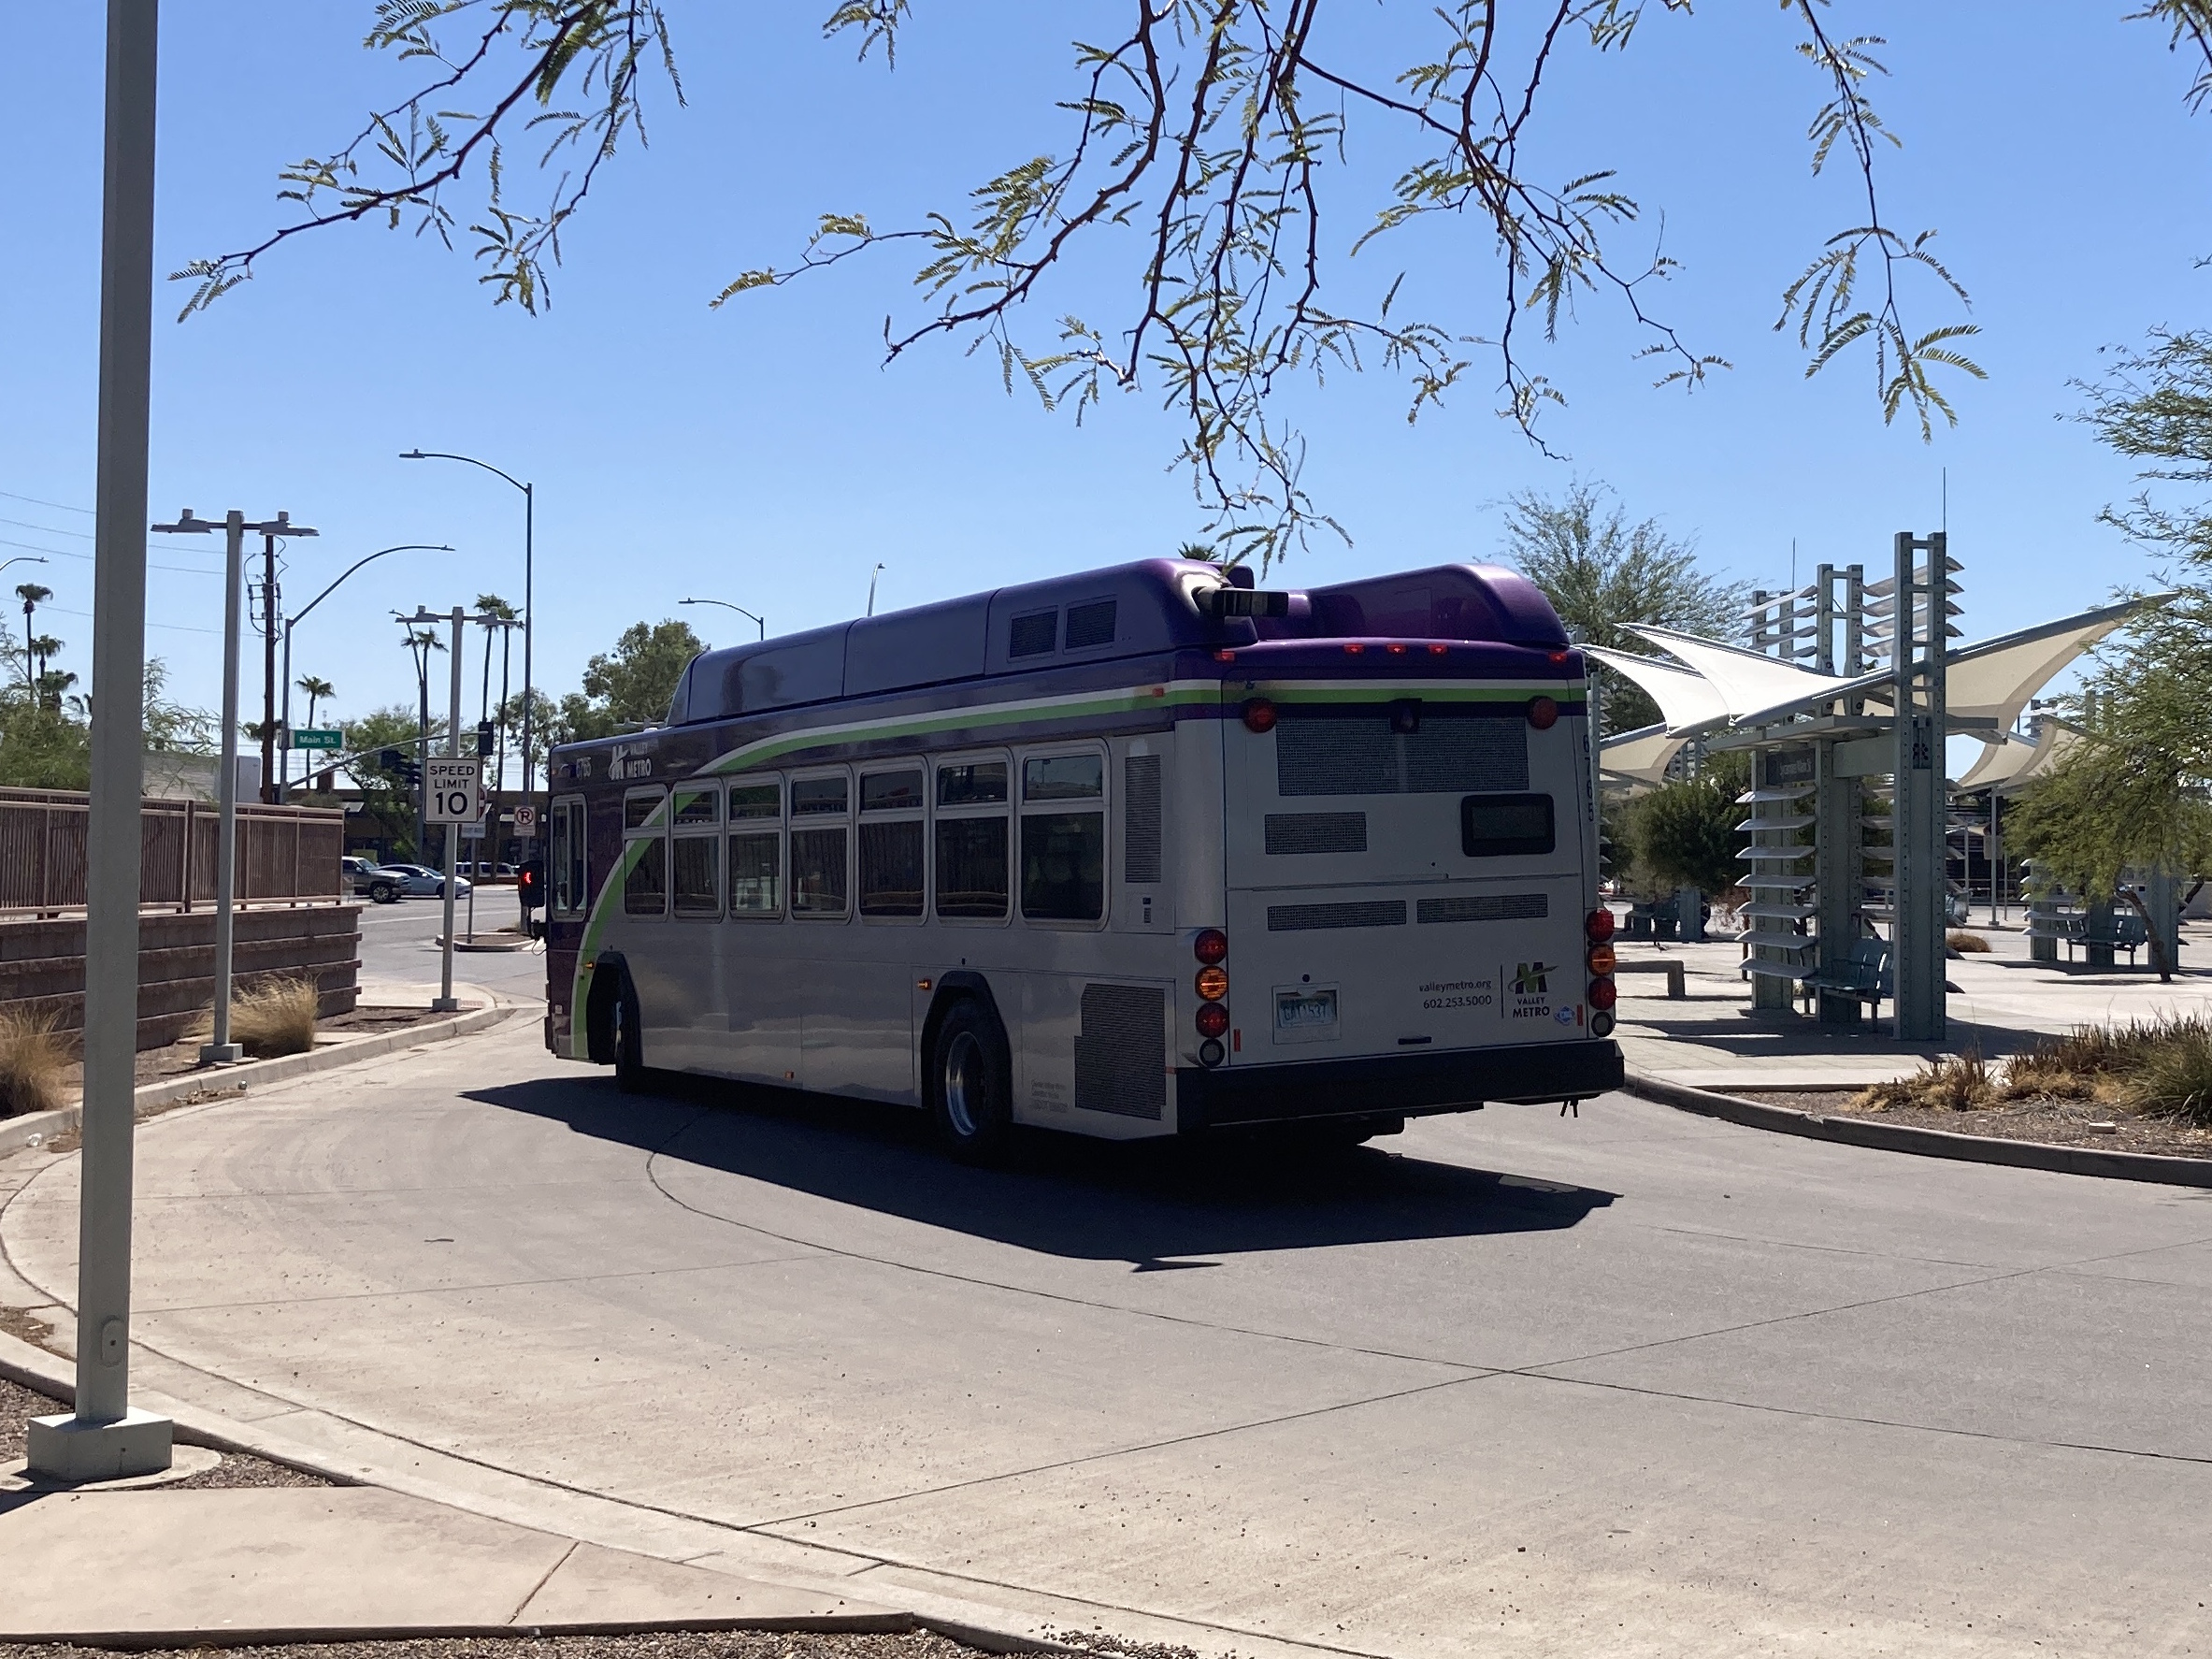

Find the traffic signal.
[
  {"left": 378, "top": 747, "right": 421, "bottom": 788},
  {"left": 476, "top": 720, "right": 496, "bottom": 757},
  {"left": 516, "top": 858, "right": 544, "bottom": 913}
]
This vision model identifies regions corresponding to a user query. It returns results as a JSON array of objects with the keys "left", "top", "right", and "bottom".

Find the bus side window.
[
  {"left": 789, "top": 771, "right": 850, "bottom": 917},
  {"left": 727, "top": 779, "right": 783, "bottom": 917},
  {"left": 671, "top": 783, "right": 723, "bottom": 918},
  {"left": 934, "top": 756, "right": 1009, "bottom": 920},
  {"left": 623, "top": 787, "right": 668, "bottom": 917},
  {"left": 1019, "top": 750, "right": 1106, "bottom": 923},
  {"left": 551, "top": 795, "right": 587, "bottom": 916},
  {"left": 858, "top": 767, "right": 925, "bottom": 918}
]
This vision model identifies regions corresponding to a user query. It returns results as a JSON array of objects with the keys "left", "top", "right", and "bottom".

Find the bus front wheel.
[{"left": 928, "top": 1000, "right": 1012, "bottom": 1163}]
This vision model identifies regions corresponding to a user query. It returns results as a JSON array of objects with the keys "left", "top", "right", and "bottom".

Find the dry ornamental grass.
[
  {"left": 1946, "top": 930, "right": 1992, "bottom": 953},
  {"left": 0, "top": 1009, "right": 70, "bottom": 1118},
  {"left": 1856, "top": 1015, "right": 2212, "bottom": 1127},
  {"left": 191, "top": 975, "right": 321, "bottom": 1060}
]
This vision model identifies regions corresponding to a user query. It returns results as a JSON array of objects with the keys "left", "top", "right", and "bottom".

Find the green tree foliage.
[
  {"left": 234, "top": 6, "right": 2212, "bottom": 563},
  {"left": 567, "top": 619, "right": 709, "bottom": 735},
  {"left": 1501, "top": 480, "right": 1745, "bottom": 737},
  {"left": 0, "top": 633, "right": 213, "bottom": 788},
  {"left": 1626, "top": 753, "right": 1750, "bottom": 898},
  {"left": 2005, "top": 327, "right": 2212, "bottom": 980}
]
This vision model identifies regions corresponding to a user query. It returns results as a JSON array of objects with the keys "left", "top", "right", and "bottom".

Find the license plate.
[{"left": 1275, "top": 988, "right": 1339, "bottom": 1031}]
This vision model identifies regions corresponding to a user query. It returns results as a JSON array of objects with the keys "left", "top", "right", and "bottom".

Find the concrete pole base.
[
  {"left": 430, "top": 997, "right": 461, "bottom": 1013},
  {"left": 26, "top": 1408, "right": 173, "bottom": 1482},
  {"left": 198, "top": 1042, "right": 243, "bottom": 1065}
]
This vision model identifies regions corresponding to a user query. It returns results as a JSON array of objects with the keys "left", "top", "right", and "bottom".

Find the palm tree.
[
  {"left": 15, "top": 584, "right": 51, "bottom": 687},
  {"left": 296, "top": 674, "right": 334, "bottom": 730},
  {"left": 26, "top": 634, "right": 65, "bottom": 694}
]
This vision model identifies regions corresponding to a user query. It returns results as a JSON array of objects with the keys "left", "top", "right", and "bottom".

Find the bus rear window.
[{"left": 1460, "top": 793, "right": 1554, "bottom": 858}]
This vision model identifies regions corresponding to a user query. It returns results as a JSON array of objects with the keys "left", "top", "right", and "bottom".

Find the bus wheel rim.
[{"left": 943, "top": 1031, "right": 984, "bottom": 1138}]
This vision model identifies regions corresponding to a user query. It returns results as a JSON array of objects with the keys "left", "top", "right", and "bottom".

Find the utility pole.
[
  {"left": 153, "top": 509, "right": 316, "bottom": 1065},
  {"left": 29, "top": 0, "right": 168, "bottom": 1485},
  {"left": 257, "top": 526, "right": 281, "bottom": 801}
]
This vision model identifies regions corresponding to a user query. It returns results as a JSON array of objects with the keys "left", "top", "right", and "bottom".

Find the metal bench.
[
  {"left": 2062, "top": 911, "right": 2147, "bottom": 966},
  {"left": 1799, "top": 938, "right": 1892, "bottom": 1017}
]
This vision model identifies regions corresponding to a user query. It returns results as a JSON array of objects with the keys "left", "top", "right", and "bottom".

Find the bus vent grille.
[
  {"left": 1065, "top": 599, "right": 1118, "bottom": 649},
  {"left": 1265, "top": 812, "right": 1367, "bottom": 855},
  {"left": 1009, "top": 610, "right": 1057, "bottom": 656},
  {"left": 1275, "top": 715, "right": 1528, "bottom": 797},
  {"left": 1124, "top": 754, "right": 1162, "bottom": 882},
  {"left": 1075, "top": 983, "right": 1165, "bottom": 1119},
  {"left": 1416, "top": 892, "right": 1547, "bottom": 925},
  {"left": 1267, "top": 900, "right": 1407, "bottom": 931}
]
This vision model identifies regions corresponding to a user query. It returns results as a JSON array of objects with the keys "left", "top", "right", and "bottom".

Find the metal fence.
[{"left": 0, "top": 787, "right": 344, "bottom": 914}]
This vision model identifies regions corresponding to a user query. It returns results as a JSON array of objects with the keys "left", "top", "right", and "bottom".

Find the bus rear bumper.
[{"left": 1173, "top": 1039, "right": 1624, "bottom": 1131}]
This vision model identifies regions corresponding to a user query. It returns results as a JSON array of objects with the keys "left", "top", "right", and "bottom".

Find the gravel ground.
[
  {"left": 0, "top": 1633, "right": 1214, "bottom": 1659},
  {"left": 0, "top": 1374, "right": 331, "bottom": 1489},
  {"left": 1734, "top": 1089, "right": 2212, "bottom": 1157}
]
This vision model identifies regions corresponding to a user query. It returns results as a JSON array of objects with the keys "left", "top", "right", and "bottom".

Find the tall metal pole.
[
  {"left": 521, "top": 483, "right": 535, "bottom": 856},
  {"left": 29, "top": 0, "right": 172, "bottom": 1482},
  {"left": 204, "top": 512, "right": 247, "bottom": 1063},
  {"left": 279, "top": 621, "right": 293, "bottom": 803},
  {"left": 437, "top": 606, "right": 466, "bottom": 1012},
  {"left": 258, "top": 528, "right": 280, "bottom": 802}
]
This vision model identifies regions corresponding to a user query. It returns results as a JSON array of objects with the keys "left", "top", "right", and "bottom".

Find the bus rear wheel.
[
  {"left": 928, "top": 1000, "right": 1011, "bottom": 1163},
  {"left": 611, "top": 969, "right": 647, "bottom": 1094}
]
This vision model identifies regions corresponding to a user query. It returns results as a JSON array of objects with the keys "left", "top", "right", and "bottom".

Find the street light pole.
[
  {"left": 679, "top": 597, "right": 766, "bottom": 639},
  {"left": 277, "top": 543, "right": 451, "bottom": 802},
  {"left": 404, "top": 606, "right": 498, "bottom": 1009},
  {"left": 398, "top": 450, "right": 534, "bottom": 852},
  {"left": 29, "top": 0, "right": 169, "bottom": 1484}
]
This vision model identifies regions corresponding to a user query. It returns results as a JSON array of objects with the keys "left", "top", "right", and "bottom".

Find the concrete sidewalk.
[
  {"left": 1613, "top": 920, "right": 2212, "bottom": 1090},
  {"left": 0, "top": 1482, "right": 901, "bottom": 1641}
]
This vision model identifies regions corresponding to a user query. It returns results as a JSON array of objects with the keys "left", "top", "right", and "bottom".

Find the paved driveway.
[{"left": 5, "top": 1019, "right": 2208, "bottom": 1657}]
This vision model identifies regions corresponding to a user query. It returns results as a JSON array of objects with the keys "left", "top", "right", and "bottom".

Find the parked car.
[
  {"left": 344, "top": 856, "right": 410, "bottom": 905},
  {"left": 368, "top": 863, "right": 473, "bottom": 902}
]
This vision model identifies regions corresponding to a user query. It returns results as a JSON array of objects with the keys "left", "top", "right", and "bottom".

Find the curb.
[
  {"left": 0, "top": 1001, "right": 517, "bottom": 1160},
  {"left": 1625, "top": 1072, "right": 2212, "bottom": 1189},
  {"left": 0, "top": 1326, "right": 1072, "bottom": 1654}
]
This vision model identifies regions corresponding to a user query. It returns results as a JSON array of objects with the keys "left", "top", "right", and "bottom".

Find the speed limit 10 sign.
[{"left": 424, "top": 758, "right": 482, "bottom": 824}]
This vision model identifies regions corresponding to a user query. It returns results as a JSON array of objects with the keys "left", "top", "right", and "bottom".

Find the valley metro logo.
[{"left": 1513, "top": 961, "right": 1551, "bottom": 995}]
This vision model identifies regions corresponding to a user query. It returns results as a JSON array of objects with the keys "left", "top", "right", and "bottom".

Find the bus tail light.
[
  {"left": 1588, "top": 977, "right": 1618, "bottom": 1011},
  {"left": 1587, "top": 943, "right": 1616, "bottom": 975},
  {"left": 1199, "top": 1037, "right": 1227, "bottom": 1066},
  {"left": 1586, "top": 906, "right": 1616, "bottom": 943},
  {"left": 1195, "top": 966, "right": 1229, "bottom": 1001},
  {"left": 1194, "top": 929, "right": 1228, "bottom": 965},
  {"left": 1527, "top": 695, "right": 1558, "bottom": 729},
  {"left": 1242, "top": 698, "right": 1277, "bottom": 733},
  {"left": 1196, "top": 1003, "right": 1230, "bottom": 1039},
  {"left": 1591, "top": 1010, "right": 1616, "bottom": 1038}
]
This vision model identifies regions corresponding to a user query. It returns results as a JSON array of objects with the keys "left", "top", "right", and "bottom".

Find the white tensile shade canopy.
[
  {"left": 1957, "top": 717, "right": 2085, "bottom": 794},
  {"left": 1598, "top": 723, "right": 1689, "bottom": 789}
]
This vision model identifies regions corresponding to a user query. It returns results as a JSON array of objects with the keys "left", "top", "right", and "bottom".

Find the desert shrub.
[
  {"left": 203, "top": 975, "right": 320, "bottom": 1060},
  {"left": 1856, "top": 1050, "right": 1994, "bottom": 1113},
  {"left": 1946, "top": 930, "right": 1992, "bottom": 953},
  {"left": 2119, "top": 1017, "right": 2212, "bottom": 1125},
  {"left": 0, "top": 1008, "right": 70, "bottom": 1118}
]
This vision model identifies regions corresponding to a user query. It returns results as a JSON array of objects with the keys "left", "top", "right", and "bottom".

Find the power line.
[
  {"left": 0, "top": 514, "right": 94, "bottom": 539},
  {"left": 0, "top": 486, "right": 95, "bottom": 516}
]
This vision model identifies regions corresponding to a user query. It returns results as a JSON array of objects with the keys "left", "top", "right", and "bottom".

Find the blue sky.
[{"left": 2, "top": 3, "right": 2206, "bottom": 759}]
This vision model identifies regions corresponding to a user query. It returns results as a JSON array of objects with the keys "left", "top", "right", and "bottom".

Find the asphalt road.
[
  {"left": 5, "top": 1018, "right": 2208, "bottom": 1657},
  {"left": 352, "top": 890, "right": 550, "bottom": 997}
]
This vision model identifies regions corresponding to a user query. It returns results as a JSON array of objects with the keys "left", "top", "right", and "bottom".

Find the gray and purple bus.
[{"left": 543, "top": 557, "right": 1622, "bottom": 1157}]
